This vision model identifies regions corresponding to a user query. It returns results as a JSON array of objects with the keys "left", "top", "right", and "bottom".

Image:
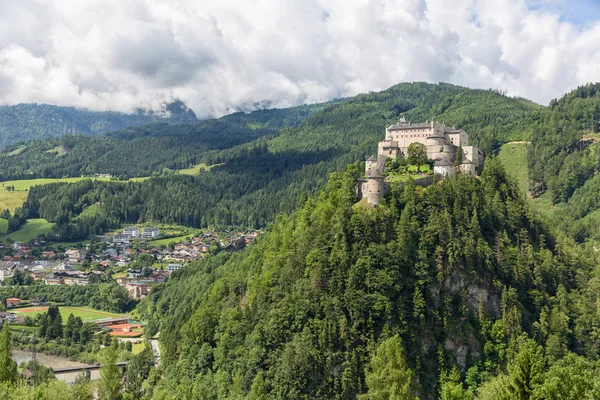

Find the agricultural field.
[
  {"left": 12, "top": 306, "right": 128, "bottom": 323},
  {"left": 146, "top": 234, "right": 191, "bottom": 247},
  {"left": 1, "top": 218, "right": 54, "bottom": 243}
]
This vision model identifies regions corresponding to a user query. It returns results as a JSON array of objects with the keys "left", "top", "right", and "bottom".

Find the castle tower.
[
  {"left": 365, "top": 155, "right": 378, "bottom": 175},
  {"left": 366, "top": 169, "right": 385, "bottom": 206}
]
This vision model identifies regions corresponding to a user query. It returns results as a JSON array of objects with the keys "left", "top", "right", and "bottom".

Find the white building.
[
  {"left": 166, "top": 263, "right": 184, "bottom": 272},
  {"left": 142, "top": 227, "right": 160, "bottom": 239},
  {"left": 123, "top": 227, "right": 140, "bottom": 238}
]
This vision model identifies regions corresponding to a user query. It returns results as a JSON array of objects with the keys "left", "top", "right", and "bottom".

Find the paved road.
[{"left": 151, "top": 339, "right": 161, "bottom": 365}]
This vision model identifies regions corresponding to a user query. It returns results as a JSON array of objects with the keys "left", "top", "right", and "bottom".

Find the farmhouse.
[
  {"left": 125, "top": 282, "right": 150, "bottom": 299},
  {"left": 6, "top": 298, "right": 20, "bottom": 308}
]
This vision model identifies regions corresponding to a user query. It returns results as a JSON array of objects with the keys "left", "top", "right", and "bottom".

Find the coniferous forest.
[
  {"left": 134, "top": 161, "right": 600, "bottom": 399},
  {"left": 1, "top": 82, "right": 600, "bottom": 399}
]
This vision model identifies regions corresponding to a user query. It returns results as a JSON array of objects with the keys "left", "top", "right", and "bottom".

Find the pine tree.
[
  {"left": 454, "top": 145, "right": 464, "bottom": 167},
  {"left": 64, "top": 314, "right": 76, "bottom": 343},
  {"left": 439, "top": 367, "right": 472, "bottom": 400},
  {"left": 99, "top": 339, "right": 122, "bottom": 400},
  {"left": 507, "top": 335, "right": 545, "bottom": 400},
  {"left": 0, "top": 324, "right": 17, "bottom": 384},
  {"left": 359, "top": 335, "right": 418, "bottom": 400},
  {"left": 123, "top": 342, "right": 154, "bottom": 399}
]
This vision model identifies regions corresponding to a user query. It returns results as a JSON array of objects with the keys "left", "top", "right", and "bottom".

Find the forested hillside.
[
  {"left": 524, "top": 83, "right": 600, "bottom": 244},
  {"left": 12, "top": 83, "right": 541, "bottom": 239},
  {"left": 136, "top": 160, "right": 600, "bottom": 399},
  {"left": 0, "top": 104, "right": 324, "bottom": 180},
  {"left": 0, "top": 100, "right": 198, "bottom": 148}
]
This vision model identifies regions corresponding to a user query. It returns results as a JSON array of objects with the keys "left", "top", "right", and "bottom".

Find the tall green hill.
[{"left": 137, "top": 160, "right": 598, "bottom": 399}]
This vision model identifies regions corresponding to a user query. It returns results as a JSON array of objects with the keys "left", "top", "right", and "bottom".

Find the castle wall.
[
  {"left": 447, "top": 131, "right": 469, "bottom": 146},
  {"left": 387, "top": 128, "right": 432, "bottom": 148},
  {"left": 463, "top": 146, "right": 484, "bottom": 168},
  {"left": 427, "top": 144, "right": 456, "bottom": 163},
  {"left": 434, "top": 165, "right": 453, "bottom": 177},
  {"left": 378, "top": 140, "right": 398, "bottom": 156},
  {"left": 460, "top": 163, "right": 476, "bottom": 174},
  {"left": 426, "top": 136, "right": 448, "bottom": 146}
]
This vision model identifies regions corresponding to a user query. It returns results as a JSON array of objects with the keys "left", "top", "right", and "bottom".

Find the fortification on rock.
[{"left": 360, "top": 117, "right": 485, "bottom": 206}]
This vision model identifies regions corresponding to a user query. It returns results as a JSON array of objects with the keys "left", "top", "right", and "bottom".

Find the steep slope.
[
  {"left": 0, "top": 100, "right": 198, "bottom": 148},
  {"left": 138, "top": 160, "right": 597, "bottom": 399}
]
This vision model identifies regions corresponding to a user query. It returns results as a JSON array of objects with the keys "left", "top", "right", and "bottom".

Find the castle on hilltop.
[{"left": 360, "top": 117, "right": 485, "bottom": 206}]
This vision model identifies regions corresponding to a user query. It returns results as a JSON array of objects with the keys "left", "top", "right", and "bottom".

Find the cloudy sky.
[{"left": 1, "top": 0, "right": 600, "bottom": 117}]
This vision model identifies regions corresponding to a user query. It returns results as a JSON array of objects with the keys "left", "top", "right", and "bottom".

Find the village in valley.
[{"left": 0, "top": 225, "right": 262, "bottom": 299}]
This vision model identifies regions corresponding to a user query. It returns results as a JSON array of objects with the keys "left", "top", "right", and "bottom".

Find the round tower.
[{"left": 366, "top": 169, "right": 385, "bottom": 206}]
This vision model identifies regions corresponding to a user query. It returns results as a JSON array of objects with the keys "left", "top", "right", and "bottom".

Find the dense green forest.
[
  {"left": 132, "top": 160, "right": 600, "bottom": 399},
  {"left": 0, "top": 283, "right": 136, "bottom": 313},
  {"left": 11, "top": 83, "right": 542, "bottom": 240},
  {"left": 0, "top": 100, "right": 198, "bottom": 148},
  {"left": 0, "top": 103, "right": 325, "bottom": 180},
  {"left": 524, "top": 83, "right": 600, "bottom": 244}
]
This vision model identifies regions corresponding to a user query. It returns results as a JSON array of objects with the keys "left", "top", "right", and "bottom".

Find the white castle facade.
[{"left": 360, "top": 117, "right": 485, "bottom": 206}]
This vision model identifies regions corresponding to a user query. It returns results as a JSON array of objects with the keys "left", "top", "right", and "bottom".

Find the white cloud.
[{"left": 0, "top": 0, "right": 599, "bottom": 117}]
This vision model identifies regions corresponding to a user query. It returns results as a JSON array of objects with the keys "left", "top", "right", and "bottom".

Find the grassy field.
[
  {"left": 12, "top": 306, "right": 127, "bottom": 323},
  {"left": 6, "top": 146, "right": 26, "bottom": 156},
  {"left": 406, "top": 164, "right": 431, "bottom": 173},
  {"left": 178, "top": 163, "right": 222, "bottom": 176},
  {"left": 497, "top": 142, "right": 530, "bottom": 195},
  {"left": 0, "top": 177, "right": 109, "bottom": 213},
  {"left": 1, "top": 218, "right": 54, "bottom": 243},
  {"left": 498, "top": 142, "right": 561, "bottom": 220},
  {"left": 0, "top": 190, "right": 29, "bottom": 214},
  {"left": 131, "top": 341, "right": 146, "bottom": 354},
  {"left": 146, "top": 234, "right": 191, "bottom": 247},
  {"left": 0, "top": 218, "right": 7, "bottom": 234}
]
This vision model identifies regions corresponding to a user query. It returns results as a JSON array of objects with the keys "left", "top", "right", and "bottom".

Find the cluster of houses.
[{"left": 0, "top": 228, "right": 263, "bottom": 300}]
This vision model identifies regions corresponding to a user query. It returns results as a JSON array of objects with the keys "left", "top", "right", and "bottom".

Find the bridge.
[{"left": 52, "top": 362, "right": 128, "bottom": 384}]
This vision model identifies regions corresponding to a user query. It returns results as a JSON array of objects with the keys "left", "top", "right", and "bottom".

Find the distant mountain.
[{"left": 0, "top": 100, "right": 198, "bottom": 148}]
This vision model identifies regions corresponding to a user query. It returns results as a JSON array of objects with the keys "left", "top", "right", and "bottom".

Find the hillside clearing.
[
  {"left": 178, "top": 163, "right": 222, "bottom": 175},
  {"left": 1, "top": 218, "right": 54, "bottom": 243}
]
